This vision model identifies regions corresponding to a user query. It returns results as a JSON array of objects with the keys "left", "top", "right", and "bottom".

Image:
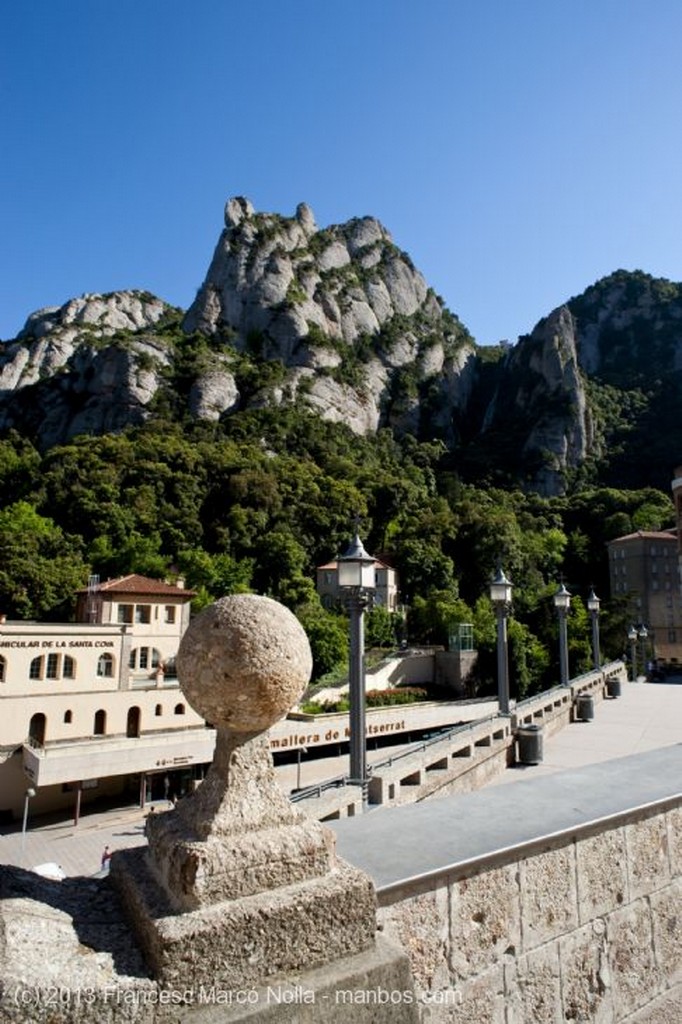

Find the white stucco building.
[
  {"left": 0, "top": 574, "right": 215, "bottom": 821},
  {"left": 316, "top": 558, "right": 400, "bottom": 612}
]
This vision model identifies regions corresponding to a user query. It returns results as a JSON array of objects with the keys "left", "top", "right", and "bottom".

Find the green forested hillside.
[{"left": 0, "top": 407, "right": 672, "bottom": 700}]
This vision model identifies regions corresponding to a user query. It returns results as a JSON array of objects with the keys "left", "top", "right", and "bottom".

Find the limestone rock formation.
[
  {"left": 3, "top": 207, "right": 682, "bottom": 495},
  {"left": 183, "top": 197, "right": 477, "bottom": 437},
  {"left": 0, "top": 291, "right": 175, "bottom": 448},
  {"left": 481, "top": 306, "right": 594, "bottom": 495}
]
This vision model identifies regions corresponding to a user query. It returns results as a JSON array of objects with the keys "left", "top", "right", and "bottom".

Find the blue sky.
[{"left": 2, "top": 0, "right": 682, "bottom": 345}]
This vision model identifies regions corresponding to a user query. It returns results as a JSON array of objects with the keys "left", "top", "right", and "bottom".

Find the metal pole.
[
  {"left": 348, "top": 594, "right": 367, "bottom": 793},
  {"left": 495, "top": 605, "right": 510, "bottom": 714},
  {"left": 73, "top": 784, "right": 82, "bottom": 827},
  {"left": 630, "top": 638, "right": 637, "bottom": 681},
  {"left": 558, "top": 610, "right": 569, "bottom": 686},
  {"left": 590, "top": 611, "right": 600, "bottom": 671},
  {"left": 20, "top": 789, "right": 34, "bottom": 866}
]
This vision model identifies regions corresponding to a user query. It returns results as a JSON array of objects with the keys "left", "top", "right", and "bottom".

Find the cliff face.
[
  {"left": 184, "top": 197, "right": 478, "bottom": 437},
  {"left": 1, "top": 204, "right": 682, "bottom": 496},
  {"left": 480, "top": 307, "right": 594, "bottom": 495},
  {"left": 0, "top": 291, "right": 174, "bottom": 447}
]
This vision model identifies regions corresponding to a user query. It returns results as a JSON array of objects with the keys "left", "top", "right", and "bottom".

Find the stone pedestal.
[
  {"left": 113, "top": 847, "right": 376, "bottom": 991},
  {"left": 111, "top": 595, "right": 386, "bottom": 1003}
]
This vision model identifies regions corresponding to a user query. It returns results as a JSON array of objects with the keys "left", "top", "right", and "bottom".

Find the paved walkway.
[
  {"left": 1, "top": 678, "right": 680, "bottom": 878},
  {"left": 488, "top": 676, "right": 682, "bottom": 786}
]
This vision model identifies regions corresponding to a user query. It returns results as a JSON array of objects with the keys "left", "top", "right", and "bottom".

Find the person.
[{"left": 101, "top": 846, "right": 111, "bottom": 870}]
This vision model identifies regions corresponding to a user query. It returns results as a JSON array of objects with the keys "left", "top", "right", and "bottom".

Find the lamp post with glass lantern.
[
  {"left": 337, "top": 531, "right": 376, "bottom": 796},
  {"left": 628, "top": 625, "right": 638, "bottom": 681},
  {"left": 587, "top": 589, "right": 601, "bottom": 671},
  {"left": 638, "top": 625, "right": 649, "bottom": 678},
  {"left": 490, "top": 567, "right": 513, "bottom": 715},
  {"left": 554, "top": 583, "right": 571, "bottom": 687}
]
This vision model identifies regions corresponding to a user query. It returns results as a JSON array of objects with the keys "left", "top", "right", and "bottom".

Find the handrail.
[
  {"left": 367, "top": 715, "right": 499, "bottom": 775},
  {"left": 291, "top": 774, "right": 353, "bottom": 802}
]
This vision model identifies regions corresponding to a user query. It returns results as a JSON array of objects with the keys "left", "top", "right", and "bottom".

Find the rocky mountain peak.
[
  {"left": 183, "top": 197, "right": 476, "bottom": 436},
  {"left": 3, "top": 205, "right": 681, "bottom": 497},
  {"left": 18, "top": 290, "right": 170, "bottom": 342}
]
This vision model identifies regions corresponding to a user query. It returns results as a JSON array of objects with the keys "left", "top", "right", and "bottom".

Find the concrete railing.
[
  {"left": 367, "top": 714, "right": 512, "bottom": 806},
  {"left": 297, "top": 663, "right": 629, "bottom": 819}
]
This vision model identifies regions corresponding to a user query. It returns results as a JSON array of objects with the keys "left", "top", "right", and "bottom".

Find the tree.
[
  {"left": 296, "top": 603, "right": 349, "bottom": 681},
  {"left": 365, "top": 606, "right": 398, "bottom": 649},
  {"left": 0, "top": 501, "right": 87, "bottom": 619}
]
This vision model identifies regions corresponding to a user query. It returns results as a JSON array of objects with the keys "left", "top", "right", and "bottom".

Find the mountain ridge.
[{"left": 2, "top": 200, "right": 682, "bottom": 496}]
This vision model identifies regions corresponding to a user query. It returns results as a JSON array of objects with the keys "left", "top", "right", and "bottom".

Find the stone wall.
[{"left": 377, "top": 800, "right": 682, "bottom": 1023}]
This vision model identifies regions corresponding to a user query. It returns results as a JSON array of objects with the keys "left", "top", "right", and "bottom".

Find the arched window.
[
  {"left": 93, "top": 709, "right": 106, "bottom": 735},
  {"left": 28, "top": 655, "right": 77, "bottom": 681},
  {"left": 155, "top": 704, "right": 163, "bottom": 716},
  {"left": 97, "top": 653, "right": 114, "bottom": 678},
  {"left": 0, "top": 655, "right": 5, "bottom": 682},
  {"left": 29, "top": 713, "right": 46, "bottom": 746},
  {"left": 129, "top": 647, "right": 161, "bottom": 672},
  {"left": 174, "top": 703, "right": 186, "bottom": 716},
  {"left": 63, "top": 709, "right": 73, "bottom": 724},
  {"left": 126, "top": 706, "right": 141, "bottom": 738}
]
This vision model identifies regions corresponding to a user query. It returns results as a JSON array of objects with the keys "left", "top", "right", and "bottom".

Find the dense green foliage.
[{"left": 0, "top": 403, "right": 672, "bottom": 698}]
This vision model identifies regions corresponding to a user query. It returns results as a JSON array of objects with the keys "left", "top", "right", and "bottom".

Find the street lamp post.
[
  {"left": 587, "top": 589, "right": 601, "bottom": 671},
  {"left": 490, "top": 568, "right": 513, "bottom": 715},
  {"left": 554, "top": 583, "right": 571, "bottom": 687},
  {"left": 20, "top": 786, "right": 36, "bottom": 866},
  {"left": 296, "top": 745, "right": 308, "bottom": 791},
  {"left": 628, "top": 625, "right": 638, "bottom": 681},
  {"left": 638, "top": 625, "right": 649, "bottom": 678},
  {"left": 337, "top": 531, "right": 376, "bottom": 798}
]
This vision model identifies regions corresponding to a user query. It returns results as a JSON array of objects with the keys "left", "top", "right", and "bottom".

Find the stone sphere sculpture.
[{"left": 176, "top": 593, "right": 313, "bottom": 734}]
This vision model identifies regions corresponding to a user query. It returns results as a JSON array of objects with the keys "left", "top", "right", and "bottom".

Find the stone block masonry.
[{"left": 331, "top": 745, "right": 682, "bottom": 1022}]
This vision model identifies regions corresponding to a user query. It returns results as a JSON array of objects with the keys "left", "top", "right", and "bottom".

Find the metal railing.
[{"left": 290, "top": 714, "right": 500, "bottom": 802}]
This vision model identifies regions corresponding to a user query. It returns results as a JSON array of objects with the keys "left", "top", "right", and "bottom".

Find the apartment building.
[{"left": 606, "top": 529, "right": 682, "bottom": 664}]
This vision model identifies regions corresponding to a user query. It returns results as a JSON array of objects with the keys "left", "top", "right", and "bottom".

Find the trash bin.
[
  {"left": 575, "top": 693, "right": 595, "bottom": 721},
  {"left": 606, "top": 676, "right": 621, "bottom": 699},
  {"left": 516, "top": 723, "right": 544, "bottom": 765}
]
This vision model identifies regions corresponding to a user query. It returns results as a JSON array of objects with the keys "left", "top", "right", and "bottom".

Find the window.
[
  {"left": 97, "top": 653, "right": 114, "bottom": 677},
  {"left": 130, "top": 647, "right": 161, "bottom": 672},
  {"left": 174, "top": 703, "right": 186, "bottom": 715},
  {"left": 93, "top": 709, "right": 106, "bottom": 735},
  {"left": 164, "top": 605, "right": 176, "bottom": 624},
  {"left": 29, "top": 654, "right": 77, "bottom": 681},
  {"left": 135, "top": 605, "right": 151, "bottom": 624},
  {"left": 0, "top": 655, "right": 5, "bottom": 682},
  {"left": 63, "top": 710, "right": 72, "bottom": 724},
  {"left": 155, "top": 704, "right": 163, "bottom": 716},
  {"left": 117, "top": 604, "right": 133, "bottom": 624}
]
